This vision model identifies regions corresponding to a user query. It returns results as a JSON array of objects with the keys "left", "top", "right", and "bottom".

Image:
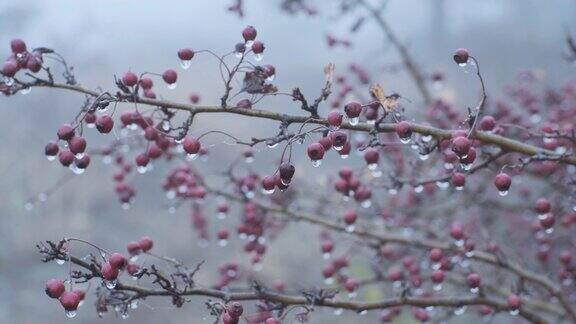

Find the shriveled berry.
[{"left": 236, "top": 99, "right": 252, "bottom": 109}]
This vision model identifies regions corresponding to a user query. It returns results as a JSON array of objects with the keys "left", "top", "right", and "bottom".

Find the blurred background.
[{"left": 0, "top": 0, "right": 575, "bottom": 323}]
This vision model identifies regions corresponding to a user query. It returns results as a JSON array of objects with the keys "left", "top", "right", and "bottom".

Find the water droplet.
[
  {"left": 333, "top": 308, "right": 343, "bottom": 316},
  {"left": 168, "top": 206, "right": 176, "bottom": 214},
  {"left": 498, "top": 190, "right": 508, "bottom": 196},
  {"left": 509, "top": 309, "right": 519, "bottom": 316},
  {"left": 56, "top": 258, "right": 66, "bottom": 265},
  {"left": 323, "top": 252, "right": 331, "bottom": 260},
  {"left": 266, "top": 75, "right": 275, "bottom": 82},
  {"left": 166, "top": 190, "right": 176, "bottom": 200},
  {"left": 4, "top": 76, "right": 14, "bottom": 86},
  {"left": 129, "top": 255, "right": 139, "bottom": 262},
  {"left": 421, "top": 135, "right": 432, "bottom": 142},
  {"left": 235, "top": 51, "right": 243, "bottom": 58},
  {"left": 46, "top": 155, "right": 56, "bottom": 161},
  {"left": 38, "top": 192, "right": 48, "bottom": 202},
  {"left": 267, "top": 142, "right": 278, "bottom": 149},
  {"left": 324, "top": 277, "right": 334, "bottom": 285},
  {"left": 414, "top": 185, "right": 424, "bottom": 193},
  {"left": 470, "top": 287, "right": 479, "bottom": 294},
  {"left": 137, "top": 166, "right": 148, "bottom": 174},
  {"left": 454, "top": 306, "right": 466, "bottom": 315},
  {"left": 162, "top": 121, "right": 170, "bottom": 131},
  {"left": 371, "top": 169, "right": 382, "bottom": 178},
  {"left": 458, "top": 62, "right": 467, "bottom": 68},
  {"left": 444, "top": 162, "right": 454, "bottom": 170},
  {"left": 465, "top": 251, "right": 474, "bottom": 258},
  {"left": 217, "top": 212, "right": 227, "bottom": 220},
  {"left": 388, "top": 188, "right": 398, "bottom": 195},
  {"left": 167, "top": 83, "right": 177, "bottom": 90},
  {"left": 529, "top": 114, "right": 541, "bottom": 124},
  {"left": 345, "top": 225, "right": 355, "bottom": 233},
  {"left": 461, "top": 162, "right": 472, "bottom": 171},
  {"left": 245, "top": 156, "right": 254, "bottom": 163},
  {"left": 400, "top": 137, "right": 411, "bottom": 144},
  {"left": 65, "top": 310, "right": 77, "bottom": 318},
  {"left": 545, "top": 228, "right": 554, "bottom": 234},
  {"left": 180, "top": 59, "right": 191, "bottom": 70},
  {"left": 218, "top": 239, "right": 228, "bottom": 247},
  {"left": 348, "top": 292, "right": 357, "bottom": 299},
  {"left": 105, "top": 279, "right": 117, "bottom": 289},
  {"left": 433, "top": 283, "right": 442, "bottom": 291},
  {"left": 419, "top": 153, "right": 429, "bottom": 161},
  {"left": 102, "top": 155, "right": 112, "bottom": 164},
  {"left": 252, "top": 262, "right": 263, "bottom": 271},
  {"left": 245, "top": 40, "right": 254, "bottom": 47},
  {"left": 130, "top": 300, "right": 139, "bottom": 309},
  {"left": 74, "top": 152, "right": 85, "bottom": 160},
  {"left": 69, "top": 164, "right": 85, "bottom": 175},
  {"left": 121, "top": 202, "right": 131, "bottom": 210},
  {"left": 361, "top": 200, "right": 372, "bottom": 208},
  {"left": 537, "top": 213, "right": 548, "bottom": 221},
  {"left": 436, "top": 181, "right": 449, "bottom": 189},
  {"left": 24, "top": 202, "right": 34, "bottom": 211},
  {"left": 121, "top": 311, "right": 129, "bottom": 319},
  {"left": 340, "top": 154, "right": 349, "bottom": 159},
  {"left": 254, "top": 53, "right": 263, "bottom": 61},
  {"left": 348, "top": 117, "right": 359, "bottom": 126},
  {"left": 334, "top": 145, "right": 343, "bottom": 151},
  {"left": 21, "top": 87, "right": 31, "bottom": 95},
  {"left": 186, "top": 153, "right": 198, "bottom": 161},
  {"left": 311, "top": 159, "right": 322, "bottom": 167},
  {"left": 262, "top": 188, "right": 275, "bottom": 195}
]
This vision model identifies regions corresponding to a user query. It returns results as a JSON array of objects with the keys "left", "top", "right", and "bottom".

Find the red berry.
[
  {"left": 162, "top": 69, "right": 177, "bottom": 84},
  {"left": 122, "top": 72, "right": 138, "bottom": 87},
  {"left": 329, "top": 131, "right": 347, "bottom": 148},
  {"left": 222, "top": 312, "right": 239, "bottom": 324},
  {"left": 57, "top": 123, "right": 75, "bottom": 141},
  {"left": 451, "top": 173, "right": 466, "bottom": 188},
  {"left": 251, "top": 41, "right": 265, "bottom": 54},
  {"left": 363, "top": 148, "right": 379, "bottom": 165},
  {"left": 127, "top": 241, "right": 141, "bottom": 255},
  {"left": 96, "top": 115, "right": 114, "bottom": 134},
  {"left": 307, "top": 142, "right": 325, "bottom": 161},
  {"left": 182, "top": 136, "right": 201, "bottom": 155},
  {"left": 45, "top": 141, "right": 59, "bottom": 157},
  {"left": 450, "top": 223, "right": 464, "bottom": 240},
  {"left": 68, "top": 136, "right": 87, "bottom": 154},
  {"left": 45, "top": 279, "right": 66, "bottom": 299},
  {"left": 242, "top": 26, "right": 257, "bottom": 42},
  {"left": 535, "top": 198, "right": 551, "bottom": 214},
  {"left": 318, "top": 136, "right": 332, "bottom": 151},
  {"left": 58, "top": 150, "right": 75, "bottom": 167},
  {"left": 140, "top": 77, "right": 153, "bottom": 90},
  {"left": 127, "top": 263, "right": 140, "bottom": 276},
  {"left": 178, "top": 48, "right": 195, "bottom": 61},
  {"left": 344, "top": 277, "right": 359, "bottom": 292},
  {"left": 75, "top": 154, "right": 91, "bottom": 169},
  {"left": 479, "top": 115, "right": 496, "bottom": 131},
  {"left": 109, "top": 253, "right": 127, "bottom": 270},
  {"left": 451, "top": 136, "right": 471, "bottom": 156},
  {"left": 59, "top": 291, "right": 81, "bottom": 311},
  {"left": 395, "top": 121, "right": 412, "bottom": 139},
  {"left": 431, "top": 270, "right": 445, "bottom": 283},
  {"left": 262, "top": 176, "right": 276, "bottom": 191},
  {"left": 453, "top": 48, "right": 469, "bottom": 64},
  {"left": 265, "top": 318, "right": 279, "bottom": 324},
  {"left": 429, "top": 248, "right": 443, "bottom": 262},
  {"left": 467, "top": 273, "right": 481, "bottom": 288},
  {"left": 138, "top": 236, "right": 154, "bottom": 252},
  {"left": 2, "top": 60, "right": 18, "bottom": 77},
  {"left": 494, "top": 172, "right": 512, "bottom": 192},
  {"left": 279, "top": 163, "right": 295, "bottom": 182},
  {"left": 343, "top": 210, "right": 357, "bottom": 225},
  {"left": 344, "top": 101, "right": 362, "bottom": 118},
  {"left": 10, "top": 38, "right": 27, "bottom": 53},
  {"left": 327, "top": 110, "right": 343, "bottom": 127},
  {"left": 507, "top": 294, "right": 521, "bottom": 311},
  {"left": 227, "top": 302, "right": 244, "bottom": 318},
  {"left": 101, "top": 261, "right": 119, "bottom": 280},
  {"left": 136, "top": 153, "right": 150, "bottom": 167}
]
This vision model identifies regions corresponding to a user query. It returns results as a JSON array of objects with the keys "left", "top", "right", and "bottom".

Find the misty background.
[{"left": 0, "top": 1, "right": 575, "bottom": 323}]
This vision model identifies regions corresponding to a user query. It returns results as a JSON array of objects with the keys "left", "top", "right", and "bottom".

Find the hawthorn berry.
[
  {"left": 242, "top": 26, "right": 257, "bottom": 42},
  {"left": 453, "top": 48, "right": 469, "bottom": 65},
  {"left": 327, "top": 110, "right": 343, "bottom": 129},
  {"left": 75, "top": 154, "right": 91, "bottom": 169},
  {"left": 45, "top": 279, "right": 66, "bottom": 299},
  {"left": 96, "top": 115, "right": 114, "bottom": 134},
  {"left": 329, "top": 131, "right": 347, "bottom": 150},
  {"left": 451, "top": 136, "right": 471, "bottom": 157},
  {"left": 395, "top": 121, "right": 412, "bottom": 142},
  {"left": 101, "top": 261, "right": 119, "bottom": 281},
  {"left": 467, "top": 273, "right": 481, "bottom": 289},
  {"left": 109, "top": 253, "right": 127, "bottom": 270},
  {"left": 431, "top": 270, "right": 445, "bottom": 284},
  {"left": 138, "top": 236, "right": 154, "bottom": 252},
  {"left": 479, "top": 115, "right": 496, "bottom": 131},
  {"left": 494, "top": 172, "right": 512, "bottom": 194},
  {"left": 59, "top": 291, "right": 81, "bottom": 312},
  {"left": 45, "top": 141, "right": 59, "bottom": 159},
  {"left": 127, "top": 241, "right": 141, "bottom": 256},
  {"left": 10, "top": 38, "right": 27, "bottom": 54},
  {"left": 182, "top": 136, "right": 201, "bottom": 155},
  {"left": 139, "top": 77, "right": 153, "bottom": 90},
  {"left": 265, "top": 318, "right": 279, "bottom": 324},
  {"left": 343, "top": 210, "right": 357, "bottom": 225},
  {"left": 507, "top": 294, "right": 522, "bottom": 312},
  {"left": 136, "top": 153, "right": 150, "bottom": 168},
  {"left": 2, "top": 60, "right": 18, "bottom": 77},
  {"left": 278, "top": 163, "right": 295, "bottom": 184},
  {"left": 535, "top": 198, "right": 551, "bottom": 215},
  {"left": 68, "top": 136, "right": 87, "bottom": 155},
  {"left": 162, "top": 69, "right": 177, "bottom": 85},
  {"left": 363, "top": 148, "right": 379, "bottom": 166},
  {"left": 429, "top": 248, "right": 443, "bottom": 263},
  {"left": 344, "top": 277, "right": 359, "bottom": 292},
  {"left": 344, "top": 101, "right": 362, "bottom": 120},
  {"left": 178, "top": 48, "right": 195, "bottom": 61},
  {"left": 450, "top": 172, "right": 466, "bottom": 189},
  {"left": 307, "top": 142, "right": 325, "bottom": 165},
  {"left": 122, "top": 72, "right": 138, "bottom": 87},
  {"left": 262, "top": 176, "right": 276, "bottom": 193},
  {"left": 58, "top": 150, "right": 75, "bottom": 167},
  {"left": 227, "top": 302, "right": 244, "bottom": 318},
  {"left": 57, "top": 123, "right": 75, "bottom": 141},
  {"left": 127, "top": 263, "right": 140, "bottom": 276},
  {"left": 251, "top": 41, "right": 265, "bottom": 54}
]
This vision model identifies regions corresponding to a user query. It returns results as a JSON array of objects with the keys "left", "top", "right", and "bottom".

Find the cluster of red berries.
[
  {"left": 1, "top": 39, "right": 43, "bottom": 94},
  {"left": 333, "top": 167, "right": 373, "bottom": 206},
  {"left": 44, "top": 279, "right": 85, "bottom": 318}
]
